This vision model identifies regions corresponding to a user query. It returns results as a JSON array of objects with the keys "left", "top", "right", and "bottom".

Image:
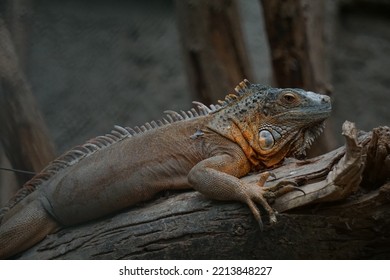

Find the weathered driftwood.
[{"left": 17, "top": 122, "right": 390, "bottom": 259}]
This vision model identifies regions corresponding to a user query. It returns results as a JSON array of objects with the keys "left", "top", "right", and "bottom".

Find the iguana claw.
[
  {"left": 258, "top": 171, "right": 305, "bottom": 198},
  {"left": 246, "top": 171, "right": 305, "bottom": 230}
]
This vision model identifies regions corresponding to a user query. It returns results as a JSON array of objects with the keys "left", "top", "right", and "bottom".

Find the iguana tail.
[
  {"left": 0, "top": 198, "right": 60, "bottom": 259},
  {"left": 0, "top": 185, "right": 36, "bottom": 224}
]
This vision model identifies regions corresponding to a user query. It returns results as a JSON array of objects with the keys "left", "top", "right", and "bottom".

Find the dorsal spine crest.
[{"left": 0, "top": 79, "right": 256, "bottom": 222}]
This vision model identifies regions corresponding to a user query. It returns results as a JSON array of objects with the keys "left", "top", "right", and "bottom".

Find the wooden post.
[
  {"left": 175, "top": 0, "right": 253, "bottom": 104},
  {"left": 0, "top": 16, "right": 56, "bottom": 186},
  {"left": 260, "top": 0, "right": 336, "bottom": 155}
]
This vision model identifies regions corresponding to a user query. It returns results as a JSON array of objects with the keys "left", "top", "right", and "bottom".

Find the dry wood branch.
[
  {"left": 264, "top": 121, "right": 365, "bottom": 211},
  {"left": 16, "top": 122, "right": 390, "bottom": 259}
]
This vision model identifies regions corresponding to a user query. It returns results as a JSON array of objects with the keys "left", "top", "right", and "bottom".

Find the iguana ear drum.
[{"left": 259, "top": 129, "right": 274, "bottom": 150}]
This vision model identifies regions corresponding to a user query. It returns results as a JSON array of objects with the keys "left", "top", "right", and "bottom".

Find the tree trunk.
[
  {"left": 260, "top": 0, "right": 336, "bottom": 155},
  {"left": 0, "top": 16, "right": 56, "bottom": 186},
  {"left": 175, "top": 0, "right": 253, "bottom": 104},
  {"left": 15, "top": 122, "right": 390, "bottom": 259}
]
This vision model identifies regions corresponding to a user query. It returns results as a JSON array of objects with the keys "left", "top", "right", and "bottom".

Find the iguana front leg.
[{"left": 188, "top": 152, "right": 279, "bottom": 230}]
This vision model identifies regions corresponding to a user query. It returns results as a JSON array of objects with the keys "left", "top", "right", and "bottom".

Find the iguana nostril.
[{"left": 321, "top": 95, "right": 330, "bottom": 103}]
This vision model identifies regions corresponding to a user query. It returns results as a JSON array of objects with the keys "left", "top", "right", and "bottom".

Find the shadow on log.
[{"left": 17, "top": 122, "right": 390, "bottom": 259}]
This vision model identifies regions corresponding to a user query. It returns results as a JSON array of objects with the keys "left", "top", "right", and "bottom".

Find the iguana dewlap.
[{"left": 0, "top": 80, "right": 331, "bottom": 258}]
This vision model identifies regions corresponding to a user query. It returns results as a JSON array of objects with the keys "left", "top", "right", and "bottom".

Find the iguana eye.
[
  {"left": 282, "top": 92, "right": 298, "bottom": 104},
  {"left": 259, "top": 130, "right": 274, "bottom": 150}
]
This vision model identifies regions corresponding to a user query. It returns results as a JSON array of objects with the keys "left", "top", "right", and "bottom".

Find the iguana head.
[{"left": 208, "top": 80, "right": 332, "bottom": 167}]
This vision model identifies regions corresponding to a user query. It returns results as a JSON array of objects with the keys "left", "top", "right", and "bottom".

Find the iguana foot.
[
  {"left": 245, "top": 171, "right": 303, "bottom": 230},
  {"left": 258, "top": 171, "right": 305, "bottom": 201}
]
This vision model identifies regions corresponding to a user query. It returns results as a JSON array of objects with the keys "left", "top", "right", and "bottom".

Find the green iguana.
[{"left": 0, "top": 80, "right": 331, "bottom": 258}]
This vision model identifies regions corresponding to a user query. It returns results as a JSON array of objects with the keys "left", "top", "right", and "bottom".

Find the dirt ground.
[{"left": 0, "top": 0, "right": 389, "bottom": 204}]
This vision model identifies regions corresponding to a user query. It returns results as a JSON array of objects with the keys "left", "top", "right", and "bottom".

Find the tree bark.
[
  {"left": 260, "top": 0, "right": 336, "bottom": 155},
  {"left": 16, "top": 122, "right": 390, "bottom": 259},
  {"left": 175, "top": 0, "right": 253, "bottom": 105},
  {"left": 0, "top": 16, "right": 56, "bottom": 186}
]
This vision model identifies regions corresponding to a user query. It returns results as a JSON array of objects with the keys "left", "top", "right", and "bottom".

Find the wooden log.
[{"left": 15, "top": 122, "right": 390, "bottom": 259}]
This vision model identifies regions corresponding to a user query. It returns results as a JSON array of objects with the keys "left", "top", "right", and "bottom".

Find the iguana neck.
[
  {"left": 207, "top": 113, "right": 290, "bottom": 169},
  {"left": 206, "top": 110, "right": 260, "bottom": 168}
]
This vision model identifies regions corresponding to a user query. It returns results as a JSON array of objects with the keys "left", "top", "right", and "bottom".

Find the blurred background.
[{"left": 0, "top": 0, "right": 389, "bottom": 205}]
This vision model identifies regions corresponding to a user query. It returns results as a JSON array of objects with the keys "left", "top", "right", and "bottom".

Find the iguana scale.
[{"left": 0, "top": 80, "right": 331, "bottom": 258}]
